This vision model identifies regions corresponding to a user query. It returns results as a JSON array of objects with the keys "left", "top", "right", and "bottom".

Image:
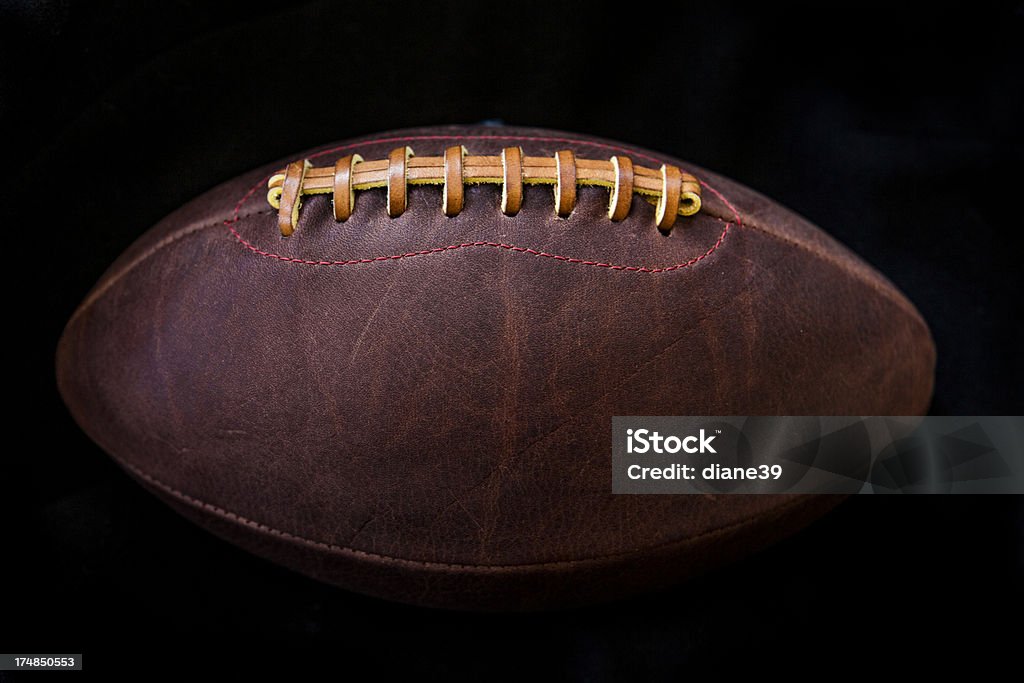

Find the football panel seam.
[
  {"left": 115, "top": 446, "right": 818, "bottom": 572},
  {"left": 227, "top": 133, "right": 744, "bottom": 267},
  {"left": 225, "top": 219, "right": 732, "bottom": 272},
  {"left": 711, "top": 212, "right": 930, "bottom": 330},
  {"left": 65, "top": 208, "right": 274, "bottom": 330}
]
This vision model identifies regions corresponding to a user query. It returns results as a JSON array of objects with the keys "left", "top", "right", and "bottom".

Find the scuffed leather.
[{"left": 56, "top": 126, "right": 935, "bottom": 610}]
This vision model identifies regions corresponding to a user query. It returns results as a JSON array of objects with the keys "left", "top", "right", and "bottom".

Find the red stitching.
[
  {"left": 111, "top": 444, "right": 818, "bottom": 571},
  {"left": 228, "top": 227, "right": 730, "bottom": 273},
  {"left": 227, "top": 134, "right": 743, "bottom": 272}
]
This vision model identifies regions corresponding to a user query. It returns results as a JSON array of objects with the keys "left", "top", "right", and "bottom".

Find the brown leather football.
[{"left": 56, "top": 125, "right": 935, "bottom": 610}]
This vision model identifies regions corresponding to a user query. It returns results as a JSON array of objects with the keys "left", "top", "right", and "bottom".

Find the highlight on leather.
[
  {"left": 608, "top": 155, "right": 634, "bottom": 222},
  {"left": 656, "top": 164, "right": 682, "bottom": 230},
  {"left": 268, "top": 147, "right": 702, "bottom": 236}
]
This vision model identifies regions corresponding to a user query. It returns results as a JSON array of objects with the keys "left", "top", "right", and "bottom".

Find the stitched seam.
[
  {"left": 67, "top": 135, "right": 739, "bottom": 333},
  {"left": 227, "top": 134, "right": 742, "bottom": 272},
  {"left": 700, "top": 207, "right": 925, "bottom": 323},
  {"left": 228, "top": 223, "right": 730, "bottom": 273},
  {"left": 114, "top": 448, "right": 816, "bottom": 572},
  {"left": 68, "top": 208, "right": 274, "bottom": 328},
  {"left": 244, "top": 133, "right": 917, "bottom": 322}
]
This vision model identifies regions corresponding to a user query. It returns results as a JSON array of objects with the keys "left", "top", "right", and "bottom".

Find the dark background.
[{"left": 3, "top": 1, "right": 1021, "bottom": 679}]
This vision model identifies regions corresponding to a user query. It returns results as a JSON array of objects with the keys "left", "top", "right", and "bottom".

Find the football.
[{"left": 56, "top": 125, "right": 935, "bottom": 610}]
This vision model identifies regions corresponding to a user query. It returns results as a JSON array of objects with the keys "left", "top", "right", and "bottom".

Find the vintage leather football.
[{"left": 56, "top": 125, "right": 935, "bottom": 610}]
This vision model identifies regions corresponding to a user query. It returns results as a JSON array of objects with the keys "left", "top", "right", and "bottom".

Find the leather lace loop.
[{"left": 268, "top": 148, "right": 701, "bottom": 236}]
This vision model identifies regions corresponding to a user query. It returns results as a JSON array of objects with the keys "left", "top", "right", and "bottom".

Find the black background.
[{"left": 2, "top": 1, "right": 1022, "bottom": 680}]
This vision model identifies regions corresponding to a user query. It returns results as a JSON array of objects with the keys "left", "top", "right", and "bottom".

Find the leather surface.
[{"left": 55, "top": 125, "right": 935, "bottom": 610}]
